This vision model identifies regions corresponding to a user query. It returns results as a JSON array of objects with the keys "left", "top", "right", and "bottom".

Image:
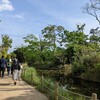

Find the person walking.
[
  {"left": 7, "top": 63, "right": 11, "bottom": 76},
  {"left": 6, "top": 58, "right": 12, "bottom": 76},
  {"left": 18, "top": 63, "right": 23, "bottom": 81},
  {"left": 0, "top": 56, "right": 7, "bottom": 78},
  {"left": 11, "top": 57, "right": 20, "bottom": 85}
]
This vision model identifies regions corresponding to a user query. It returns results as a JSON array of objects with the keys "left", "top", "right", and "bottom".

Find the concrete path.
[{"left": 0, "top": 73, "right": 48, "bottom": 100}]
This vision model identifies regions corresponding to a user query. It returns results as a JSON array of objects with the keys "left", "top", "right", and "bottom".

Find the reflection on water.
[{"left": 60, "top": 77, "right": 100, "bottom": 99}]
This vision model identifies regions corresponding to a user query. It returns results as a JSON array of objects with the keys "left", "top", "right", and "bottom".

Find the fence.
[{"left": 22, "top": 68, "right": 98, "bottom": 100}]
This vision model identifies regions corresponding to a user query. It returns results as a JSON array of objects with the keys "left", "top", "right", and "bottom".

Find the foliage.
[
  {"left": 22, "top": 67, "right": 92, "bottom": 100},
  {"left": 13, "top": 24, "right": 100, "bottom": 82},
  {"left": 0, "top": 34, "right": 12, "bottom": 57},
  {"left": 42, "top": 25, "right": 65, "bottom": 51},
  {"left": 13, "top": 46, "right": 25, "bottom": 63},
  {"left": 1, "top": 34, "right": 12, "bottom": 48},
  {"left": 22, "top": 67, "right": 41, "bottom": 86}
]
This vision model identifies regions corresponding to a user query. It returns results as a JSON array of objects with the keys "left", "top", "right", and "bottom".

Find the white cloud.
[
  {"left": 12, "top": 14, "right": 24, "bottom": 19},
  {"left": 0, "top": 0, "right": 14, "bottom": 12}
]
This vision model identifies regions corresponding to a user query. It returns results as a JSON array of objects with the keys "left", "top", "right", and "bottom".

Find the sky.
[{"left": 0, "top": 0, "right": 99, "bottom": 52}]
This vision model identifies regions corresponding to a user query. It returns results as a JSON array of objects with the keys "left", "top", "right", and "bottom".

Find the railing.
[{"left": 22, "top": 68, "right": 98, "bottom": 100}]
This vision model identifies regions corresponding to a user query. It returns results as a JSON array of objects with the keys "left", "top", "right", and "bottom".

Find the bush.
[{"left": 21, "top": 67, "right": 41, "bottom": 86}]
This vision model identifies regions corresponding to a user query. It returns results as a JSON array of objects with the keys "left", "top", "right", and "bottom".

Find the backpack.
[{"left": 12, "top": 59, "right": 20, "bottom": 70}]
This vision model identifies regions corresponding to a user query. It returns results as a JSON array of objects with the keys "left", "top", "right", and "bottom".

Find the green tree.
[
  {"left": 23, "top": 34, "right": 40, "bottom": 65},
  {"left": 64, "top": 28, "right": 88, "bottom": 46},
  {"left": 13, "top": 46, "right": 26, "bottom": 63},
  {"left": 42, "top": 25, "right": 65, "bottom": 51},
  {"left": 0, "top": 34, "right": 12, "bottom": 57},
  {"left": 89, "top": 27, "right": 100, "bottom": 51}
]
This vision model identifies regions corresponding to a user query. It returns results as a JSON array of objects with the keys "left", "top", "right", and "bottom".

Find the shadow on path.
[{"left": 0, "top": 74, "right": 48, "bottom": 100}]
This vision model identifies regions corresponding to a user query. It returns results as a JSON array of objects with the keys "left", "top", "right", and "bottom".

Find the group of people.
[{"left": 0, "top": 55, "right": 22, "bottom": 85}]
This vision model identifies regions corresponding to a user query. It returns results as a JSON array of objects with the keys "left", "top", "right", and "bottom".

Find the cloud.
[
  {"left": 0, "top": 0, "right": 14, "bottom": 12},
  {"left": 0, "top": 13, "right": 25, "bottom": 20},
  {"left": 12, "top": 14, "right": 24, "bottom": 19}
]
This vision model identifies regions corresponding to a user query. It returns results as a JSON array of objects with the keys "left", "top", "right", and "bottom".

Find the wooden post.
[
  {"left": 41, "top": 75, "right": 44, "bottom": 91},
  {"left": 55, "top": 81, "right": 58, "bottom": 100},
  {"left": 92, "top": 93, "right": 97, "bottom": 100}
]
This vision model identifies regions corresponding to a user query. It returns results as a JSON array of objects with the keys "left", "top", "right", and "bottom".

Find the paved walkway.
[{"left": 0, "top": 73, "right": 48, "bottom": 100}]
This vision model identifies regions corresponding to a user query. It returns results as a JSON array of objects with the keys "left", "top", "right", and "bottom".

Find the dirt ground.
[{"left": 0, "top": 72, "right": 48, "bottom": 100}]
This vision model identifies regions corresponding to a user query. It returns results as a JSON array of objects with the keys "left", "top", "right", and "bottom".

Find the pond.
[{"left": 60, "top": 77, "right": 100, "bottom": 99}]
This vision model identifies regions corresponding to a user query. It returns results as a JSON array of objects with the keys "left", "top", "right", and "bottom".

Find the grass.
[{"left": 21, "top": 67, "right": 92, "bottom": 100}]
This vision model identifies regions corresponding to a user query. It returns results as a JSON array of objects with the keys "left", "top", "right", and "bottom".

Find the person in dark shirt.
[
  {"left": 11, "top": 57, "right": 20, "bottom": 85},
  {"left": 0, "top": 56, "right": 7, "bottom": 78}
]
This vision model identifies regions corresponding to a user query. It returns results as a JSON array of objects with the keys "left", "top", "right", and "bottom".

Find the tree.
[
  {"left": 42, "top": 25, "right": 65, "bottom": 51},
  {"left": 0, "top": 34, "right": 12, "bottom": 57},
  {"left": 62, "top": 25, "right": 89, "bottom": 74},
  {"left": 1, "top": 34, "right": 12, "bottom": 47},
  {"left": 64, "top": 24, "right": 88, "bottom": 46},
  {"left": 89, "top": 27, "right": 100, "bottom": 51},
  {"left": 23, "top": 34, "right": 40, "bottom": 65},
  {"left": 13, "top": 47, "right": 26, "bottom": 63},
  {"left": 83, "top": 0, "right": 100, "bottom": 25}
]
